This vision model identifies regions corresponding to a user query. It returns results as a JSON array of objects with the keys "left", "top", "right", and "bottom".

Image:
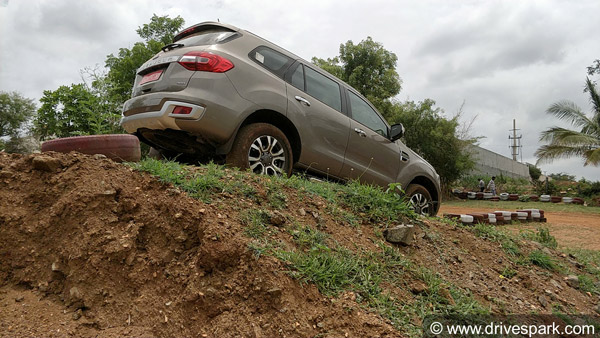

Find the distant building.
[{"left": 467, "top": 145, "right": 530, "bottom": 180}]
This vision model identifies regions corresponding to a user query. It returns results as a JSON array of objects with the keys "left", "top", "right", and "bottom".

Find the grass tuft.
[{"left": 528, "top": 250, "right": 558, "bottom": 271}]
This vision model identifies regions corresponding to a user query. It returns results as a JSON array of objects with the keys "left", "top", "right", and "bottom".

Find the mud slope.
[
  {"left": 0, "top": 152, "right": 598, "bottom": 337},
  {"left": 0, "top": 152, "right": 395, "bottom": 338}
]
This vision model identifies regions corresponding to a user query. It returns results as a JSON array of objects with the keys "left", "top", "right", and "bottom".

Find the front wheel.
[
  {"left": 405, "top": 184, "right": 436, "bottom": 216},
  {"left": 226, "top": 123, "right": 293, "bottom": 177}
]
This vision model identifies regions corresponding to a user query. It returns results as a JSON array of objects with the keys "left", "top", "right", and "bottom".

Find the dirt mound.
[
  {"left": 1, "top": 152, "right": 599, "bottom": 337},
  {"left": 0, "top": 152, "right": 395, "bottom": 337}
]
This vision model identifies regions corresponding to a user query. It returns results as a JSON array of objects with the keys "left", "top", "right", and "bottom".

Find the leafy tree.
[
  {"left": 34, "top": 14, "right": 184, "bottom": 140},
  {"left": 535, "top": 78, "right": 600, "bottom": 166},
  {"left": 105, "top": 14, "right": 184, "bottom": 103},
  {"left": 312, "top": 37, "right": 401, "bottom": 114},
  {"left": 386, "top": 99, "right": 475, "bottom": 185},
  {"left": 588, "top": 59, "right": 600, "bottom": 78},
  {"left": 34, "top": 84, "right": 121, "bottom": 140},
  {"left": 313, "top": 38, "right": 475, "bottom": 185},
  {"left": 548, "top": 172, "right": 576, "bottom": 181},
  {"left": 0, "top": 91, "right": 36, "bottom": 152},
  {"left": 136, "top": 14, "right": 185, "bottom": 46},
  {"left": 528, "top": 164, "right": 542, "bottom": 180}
]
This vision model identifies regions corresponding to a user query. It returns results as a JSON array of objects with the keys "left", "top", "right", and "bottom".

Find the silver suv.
[{"left": 121, "top": 22, "right": 441, "bottom": 215}]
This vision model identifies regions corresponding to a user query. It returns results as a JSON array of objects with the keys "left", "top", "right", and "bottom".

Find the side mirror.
[{"left": 390, "top": 123, "right": 405, "bottom": 141}]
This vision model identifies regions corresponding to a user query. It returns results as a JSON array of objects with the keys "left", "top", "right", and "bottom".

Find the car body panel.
[
  {"left": 285, "top": 82, "right": 351, "bottom": 176},
  {"left": 120, "top": 21, "right": 442, "bottom": 214},
  {"left": 339, "top": 119, "right": 402, "bottom": 187}
]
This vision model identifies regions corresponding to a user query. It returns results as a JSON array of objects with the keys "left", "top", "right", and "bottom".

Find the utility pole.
[{"left": 509, "top": 119, "right": 522, "bottom": 162}]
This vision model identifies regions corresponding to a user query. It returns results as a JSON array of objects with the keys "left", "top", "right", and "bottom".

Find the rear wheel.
[
  {"left": 405, "top": 184, "right": 435, "bottom": 216},
  {"left": 226, "top": 123, "right": 293, "bottom": 176}
]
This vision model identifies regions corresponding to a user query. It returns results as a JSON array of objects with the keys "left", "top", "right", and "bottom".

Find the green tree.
[
  {"left": 34, "top": 14, "right": 185, "bottom": 140},
  {"left": 136, "top": 14, "right": 185, "bottom": 46},
  {"left": 0, "top": 91, "right": 36, "bottom": 152},
  {"left": 105, "top": 14, "right": 184, "bottom": 103},
  {"left": 588, "top": 59, "right": 600, "bottom": 78},
  {"left": 386, "top": 99, "right": 475, "bottom": 185},
  {"left": 528, "top": 164, "right": 542, "bottom": 180},
  {"left": 34, "top": 84, "right": 121, "bottom": 140},
  {"left": 535, "top": 78, "right": 600, "bottom": 166},
  {"left": 548, "top": 172, "right": 576, "bottom": 181},
  {"left": 312, "top": 37, "right": 401, "bottom": 114},
  {"left": 313, "top": 38, "right": 475, "bottom": 185}
]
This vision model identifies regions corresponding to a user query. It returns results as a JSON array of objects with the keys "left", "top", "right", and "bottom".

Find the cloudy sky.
[{"left": 1, "top": 0, "right": 599, "bottom": 180}]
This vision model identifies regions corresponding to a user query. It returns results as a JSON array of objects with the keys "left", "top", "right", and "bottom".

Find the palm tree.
[{"left": 535, "top": 78, "right": 600, "bottom": 166}]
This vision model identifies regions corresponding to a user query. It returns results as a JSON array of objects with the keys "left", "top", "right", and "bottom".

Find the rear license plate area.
[{"left": 140, "top": 69, "right": 164, "bottom": 85}]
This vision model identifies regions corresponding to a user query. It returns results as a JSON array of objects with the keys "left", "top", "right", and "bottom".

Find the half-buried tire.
[{"left": 41, "top": 134, "right": 141, "bottom": 162}]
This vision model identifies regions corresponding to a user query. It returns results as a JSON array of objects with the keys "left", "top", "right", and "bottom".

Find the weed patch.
[
  {"left": 522, "top": 227, "right": 558, "bottom": 249},
  {"left": 529, "top": 250, "right": 558, "bottom": 271}
]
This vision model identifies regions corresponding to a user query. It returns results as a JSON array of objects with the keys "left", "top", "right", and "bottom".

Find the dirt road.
[{"left": 439, "top": 205, "right": 600, "bottom": 250}]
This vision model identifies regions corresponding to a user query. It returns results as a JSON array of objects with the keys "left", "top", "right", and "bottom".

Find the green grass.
[
  {"left": 562, "top": 248, "right": 600, "bottom": 277},
  {"left": 443, "top": 199, "right": 600, "bottom": 215},
  {"left": 240, "top": 209, "right": 271, "bottom": 239},
  {"left": 272, "top": 228, "right": 488, "bottom": 336},
  {"left": 471, "top": 223, "right": 523, "bottom": 259},
  {"left": 283, "top": 175, "right": 416, "bottom": 224},
  {"left": 528, "top": 250, "right": 559, "bottom": 271},
  {"left": 131, "top": 159, "right": 489, "bottom": 336},
  {"left": 577, "top": 274, "right": 599, "bottom": 293},
  {"left": 521, "top": 227, "right": 558, "bottom": 249},
  {"left": 562, "top": 248, "right": 600, "bottom": 294},
  {"left": 131, "top": 158, "right": 240, "bottom": 202},
  {"left": 500, "top": 266, "right": 517, "bottom": 279},
  {"left": 289, "top": 224, "right": 329, "bottom": 249}
]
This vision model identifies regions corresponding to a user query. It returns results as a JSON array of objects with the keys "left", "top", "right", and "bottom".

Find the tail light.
[
  {"left": 178, "top": 52, "right": 234, "bottom": 72},
  {"left": 171, "top": 106, "right": 193, "bottom": 115}
]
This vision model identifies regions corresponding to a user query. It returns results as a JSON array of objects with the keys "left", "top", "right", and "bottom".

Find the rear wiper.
[{"left": 161, "top": 43, "right": 185, "bottom": 52}]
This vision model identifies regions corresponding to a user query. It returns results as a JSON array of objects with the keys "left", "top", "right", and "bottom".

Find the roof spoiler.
[{"left": 173, "top": 21, "right": 240, "bottom": 42}]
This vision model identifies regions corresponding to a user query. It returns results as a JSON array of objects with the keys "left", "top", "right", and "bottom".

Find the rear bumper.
[
  {"left": 120, "top": 101, "right": 206, "bottom": 133},
  {"left": 121, "top": 85, "right": 257, "bottom": 151}
]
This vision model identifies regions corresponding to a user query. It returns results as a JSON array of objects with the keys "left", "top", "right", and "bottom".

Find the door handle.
[
  {"left": 354, "top": 128, "right": 367, "bottom": 137},
  {"left": 294, "top": 95, "right": 311, "bottom": 106}
]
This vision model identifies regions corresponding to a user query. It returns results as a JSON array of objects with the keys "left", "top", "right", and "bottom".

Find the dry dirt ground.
[
  {"left": 1, "top": 152, "right": 599, "bottom": 337},
  {"left": 439, "top": 205, "right": 600, "bottom": 250}
]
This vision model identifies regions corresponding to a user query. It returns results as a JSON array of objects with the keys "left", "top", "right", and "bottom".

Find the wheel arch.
[{"left": 218, "top": 109, "right": 302, "bottom": 164}]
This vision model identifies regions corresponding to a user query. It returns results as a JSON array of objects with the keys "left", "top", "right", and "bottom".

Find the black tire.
[
  {"left": 226, "top": 123, "right": 293, "bottom": 177},
  {"left": 405, "top": 184, "right": 436, "bottom": 216}
]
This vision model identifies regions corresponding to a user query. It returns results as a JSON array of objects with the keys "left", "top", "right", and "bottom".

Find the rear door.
[
  {"left": 339, "top": 89, "right": 402, "bottom": 186},
  {"left": 284, "top": 63, "right": 350, "bottom": 177}
]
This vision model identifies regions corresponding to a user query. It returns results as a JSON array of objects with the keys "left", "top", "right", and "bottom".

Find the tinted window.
[
  {"left": 290, "top": 64, "right": 304, "bottom": 90},
  {"left": 250, "top": 46, "right": 294, "bottom": 78},
  {"left": 176, "top": 29, "right": 239, "bottom": 46},
  {"left": 348, "top": 91, "right": 388, "bottom": 137},
  {"left": 305, "top": 67, "right": 341, "bottom": 111}
]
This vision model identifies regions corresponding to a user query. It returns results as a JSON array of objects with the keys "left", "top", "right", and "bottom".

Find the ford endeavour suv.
[{"left": 121, "top": 21, "right": 441, "bottom": 215}]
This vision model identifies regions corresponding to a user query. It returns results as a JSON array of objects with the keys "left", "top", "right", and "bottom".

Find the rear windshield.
[{"left": 175, "top": 29, "right": 239, "bottom": 46}]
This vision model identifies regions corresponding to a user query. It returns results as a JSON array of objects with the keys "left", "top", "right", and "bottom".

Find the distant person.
[
  {"left": 487, "top": 176, "right": 497, "bottom": 195},
  {"left": 478, "top": 178, "right": 485, "bottom": 192}
]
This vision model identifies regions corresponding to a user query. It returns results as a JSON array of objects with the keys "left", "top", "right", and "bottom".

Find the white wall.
[{"left": 468, "top": 145, "right": 530, "bottom": 179}]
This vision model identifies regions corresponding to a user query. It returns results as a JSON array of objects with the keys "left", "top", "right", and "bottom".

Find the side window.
[
  {"left": 348, "top": 91, "right": 388, "bottom": 137},
  {"left": 249, "top": 46, "right": 294, "bottom": 78},
  {"left": 290, "top": 64, "right": 304, "bottom": 91},
  {"left": 304, "top": 67, "right": 341, "bottom": 111}
]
